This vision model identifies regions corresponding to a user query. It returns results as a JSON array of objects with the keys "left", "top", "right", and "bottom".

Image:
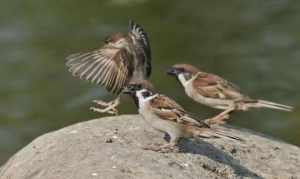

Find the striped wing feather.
[
  {"left": 150, "top": 95, "right": 206, "bottom": 127},
  {"left": 66, "top": 47, "right": 133, "bottom": 94},
  {"left": 193, "top": 73, "right": 244, "bottom": 100},
  {"left": 129, "top": 20, "right": 151, "bottom": 77}
]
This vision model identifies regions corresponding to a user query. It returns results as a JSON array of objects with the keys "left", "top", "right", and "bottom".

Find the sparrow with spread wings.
[
  {"left": 123, "top": 80, "right": 241, "bottom": 152},
  {"left": 65, "top": 20, "right": 151, "bottom": 115},
  {"left": 167, "top": 64, "right": 293, "bottom": 125}
]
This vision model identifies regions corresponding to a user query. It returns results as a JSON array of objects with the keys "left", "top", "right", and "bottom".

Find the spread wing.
[
  {"left": 150, "top": 95, "right": 207, "bottom": 127},
  {"left": 66, "top": 46, "right": 134, "bottom": 94},
  {"left": 192, "top": 73, "right": 244, "bottom": 100},
  {"left": 129, "top": 20, "right": 151, "bottom": 77}
]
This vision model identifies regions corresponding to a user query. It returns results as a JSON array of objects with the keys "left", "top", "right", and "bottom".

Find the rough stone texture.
[{"left": 0, "top": 115, "right": 299, "bottom": 179}]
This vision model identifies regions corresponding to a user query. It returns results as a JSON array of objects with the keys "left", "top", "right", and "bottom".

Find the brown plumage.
[
  {"left": 167, "top": 64, "right": 293, "bottom": 125},
  {"left": 191, "top": 71, "right": 244, "bottom": 100},
  {"left": 67, "top": 48, "right": 134, "bottom": 93},
  {"left": 123, "top": 80, "right": 241, "bottom": 152},
  {"left": 65, "top": 20, "right": 151, "bottom": 114}
]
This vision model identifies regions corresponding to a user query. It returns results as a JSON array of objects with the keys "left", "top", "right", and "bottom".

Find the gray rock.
[{"left": 0, "top": 115, "right": 299, "bottom": 179}]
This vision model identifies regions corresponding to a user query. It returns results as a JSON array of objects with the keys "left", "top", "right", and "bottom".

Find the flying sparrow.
[
  {"left": 123, "top": 80, "right": 241, "bottom": 152},
  {"left": 65, "top": 20, "right": 151, "bottom": 115},
  {"left": 167, "top": 64, "right": 293, "bottom": 125}
]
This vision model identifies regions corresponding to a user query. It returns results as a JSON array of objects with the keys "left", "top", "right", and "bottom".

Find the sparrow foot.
[
  {"left": 142, "top": 143, "right": 179, "bottom": 153},
  {"left": 205, "top": 107, "right": 234, "bottom": 125},
  {"left": 206, "top": 114, "right": 230, "bottom": 125},
  {"left": 90, "top": 106, "right": 118, "bottom": 115},
  {"left": 90, "top": 98, "right": 120, "bottom": 115}
]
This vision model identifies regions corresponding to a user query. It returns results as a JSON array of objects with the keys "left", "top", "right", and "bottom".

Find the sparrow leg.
[
  {"left": 205, "top": 107, "right": 235, "bottom": 125},
  {"left": 142, "top": 136, "right": 180, "bottom": 153},
  {"left": 90, "top": 97, "right": 120, "bottom": 115}
]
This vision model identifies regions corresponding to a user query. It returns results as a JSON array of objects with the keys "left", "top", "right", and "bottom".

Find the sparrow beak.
[{"left": 166, "top": 68, "right": 177, "bottom": 76}]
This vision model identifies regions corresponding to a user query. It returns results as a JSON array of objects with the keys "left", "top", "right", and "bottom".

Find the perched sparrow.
[
  {"left": 123, "top": 80, "right": 241, "bottom": 152},
  {"left": 167, "top": 64, "right": 293, "bottom": 125},
  {"left": 65, "top": 20, "right": 151, "bottom": 115}
]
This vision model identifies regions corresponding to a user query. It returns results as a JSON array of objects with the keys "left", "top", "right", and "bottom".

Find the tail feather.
[
  {"left": 128, "top": 19, "right": 150, "bottom": 51},
  {"left": 213, "top": 130, "right": 243, "bottom": 141},
  {"left": 252, "top": 100, "right": 293, "bottom": 112},
  {"left": 194, "top": 126, "right": 244, "bottom": 142}
]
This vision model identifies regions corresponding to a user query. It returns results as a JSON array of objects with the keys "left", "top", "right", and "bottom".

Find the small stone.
[
  {"left": 230, "top": 148, "right": 237, "bottom": 154},
  {"left": 274, "top": 146, "right": 280, "bottom": 151},
  {"left": 105, "top": 138, "right": 113, "bottom": 143},
  {"left": 91, "top": 173, "right": 98, "bottom": 176},
  {"left": 202, "top": 163, "right": 217, "bottom": 172},
  {"left": 69, "top": 130, "right": 78, "bottom": 134},
  {"left": 182, "top": 163, "right": 189, "bottom": 168}
]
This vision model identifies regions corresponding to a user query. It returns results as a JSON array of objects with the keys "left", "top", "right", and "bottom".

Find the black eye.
[{"left": 142, "top": 91, "right": 151, "bottom": 98}]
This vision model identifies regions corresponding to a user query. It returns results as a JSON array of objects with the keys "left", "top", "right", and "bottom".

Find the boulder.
[{"left": 0, "top": 115, "right": 299, "bottom": 179}]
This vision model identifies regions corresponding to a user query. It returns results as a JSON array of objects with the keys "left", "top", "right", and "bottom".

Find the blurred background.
[{"left": 1, "top": 0, "right": 299, "bottom": 164}]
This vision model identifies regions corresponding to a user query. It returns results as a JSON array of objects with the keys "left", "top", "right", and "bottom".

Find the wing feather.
[
  {"left": 193, "top": 73, "right": 244, "bottom": 100},
  {"left": 66, "top": 46, "right": 134, "bottom": 94},
  {"left": 150, "top": 95, "right": 206, "bottom": 127},
  {"left": 129, "top": 20, "right": 151, "bottom": 77}
]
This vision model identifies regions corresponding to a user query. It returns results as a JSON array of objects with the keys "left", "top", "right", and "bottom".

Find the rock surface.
[{"left": 0, "top": 115, "right": 299, "bottom": 179}]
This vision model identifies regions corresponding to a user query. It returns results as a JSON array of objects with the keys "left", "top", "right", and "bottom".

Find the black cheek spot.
[{"left": 142, "top": 91, "right": 151, "bottom": 98}]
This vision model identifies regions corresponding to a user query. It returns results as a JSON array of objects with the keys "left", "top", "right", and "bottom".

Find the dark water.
[{"left": 0, "top": 0, "right": 299, "bottom": 164}]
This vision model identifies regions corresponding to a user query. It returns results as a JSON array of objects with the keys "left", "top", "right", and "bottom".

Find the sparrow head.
[
  {"left": 105, "top": 33, "right": 129, "bottom": 48},
  {"left": 167, "top": 64, "right": 200, "bottom": 81},
  {"left": 123, "top": 80, "right": 156, "bottom": 107},
  {"left": 123, "top": 80, "right": 154, "bottom": 96}
]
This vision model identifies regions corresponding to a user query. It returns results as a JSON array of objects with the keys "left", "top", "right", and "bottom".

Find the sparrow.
[
  {"left": 123, "top": 80, "right": 241, "bottom": 152},
  {"left": 167, "top": 64, "right": 293, "bottom": 125},
  {"left": 65, "top": 20, "right": 151, "bottom": 115}
]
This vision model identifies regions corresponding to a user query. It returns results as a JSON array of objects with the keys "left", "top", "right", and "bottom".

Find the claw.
[
  {"left": 89, "top": 107, "right": 118, "bottom": 115},
  {"left": 205, "top": 108, "right": 234, "bottom": 125},
  {"left": 93, "top": 100, "right": 113, "bottom": 106},
  {"left": 90, "top": 97, "right": 120, "bottom": 115}
]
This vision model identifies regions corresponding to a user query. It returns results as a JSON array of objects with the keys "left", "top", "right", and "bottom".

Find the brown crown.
[{"left": 105, "top": 33, "right": 125, "bottom": 43}]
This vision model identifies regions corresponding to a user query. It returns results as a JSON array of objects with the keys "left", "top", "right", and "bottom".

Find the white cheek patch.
[
  {"left": 178, "top": 74, "right": 188, "bottom": 87},
  {"left": 136, "top": 89, "right": 158, "bottom": 109},
  {"left": 136, "top": 89, "right": 147, "bottom": 108}
]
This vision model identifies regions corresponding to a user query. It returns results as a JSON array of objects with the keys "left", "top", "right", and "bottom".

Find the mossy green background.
[{"left": 0, "top": 0, "right": 299, "bottom": 164}]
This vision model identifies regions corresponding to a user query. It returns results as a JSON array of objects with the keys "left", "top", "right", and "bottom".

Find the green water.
[{"left": 0, "top": 0, "right": 299, "bottom": 164}]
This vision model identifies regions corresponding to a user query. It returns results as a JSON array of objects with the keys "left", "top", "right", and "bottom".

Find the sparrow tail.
[
  {"left": 245, "top": 100, "right": 293, "bottom": 112},
  {"left": 193, "top": 126, "right": 243, "bottom": 142}
]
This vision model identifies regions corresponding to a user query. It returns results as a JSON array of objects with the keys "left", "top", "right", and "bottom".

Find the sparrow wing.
[
  {"left": 128, "top": 20, "right": 151, "bottom": 77},
  {"left": 193, "top": 73, "right": 244, "bottom": 100},
  {"left": 66, "top": 46, "right": 134, "bottom": 94},
  {"left": 150, "top": 95, "right": 207, "bottom": 127}
]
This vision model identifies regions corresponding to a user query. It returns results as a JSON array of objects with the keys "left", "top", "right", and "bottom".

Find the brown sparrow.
[
  {"left": 123, "top": 80, "right": 241, "bottom": 152},
  {"left": 167, "top": 64, "right": 293, "bottom": 125},
  {"left": 65, "top": 20, "right": 151, "bottom": 115}
]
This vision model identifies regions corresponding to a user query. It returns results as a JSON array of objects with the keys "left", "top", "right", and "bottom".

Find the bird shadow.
[{"left": 174, "top": 137, "right": 263, "bottom": 179}]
